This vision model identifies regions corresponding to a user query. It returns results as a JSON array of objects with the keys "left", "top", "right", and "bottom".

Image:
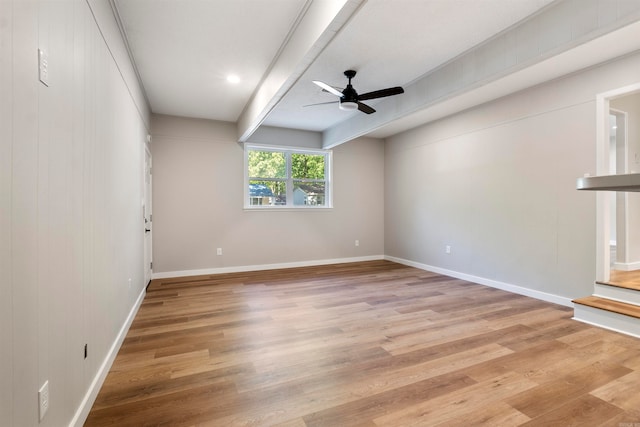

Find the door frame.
[
  {"left": 595, "top": 83, "right": 640, "bottom": 282},
  {"left": 144, "top": 142, "right": 153, "bottom": 285}
]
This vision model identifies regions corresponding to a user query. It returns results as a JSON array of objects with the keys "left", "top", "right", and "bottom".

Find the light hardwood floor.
[{"left": 85, "top": 260, "right": 640, "bottom": 426}]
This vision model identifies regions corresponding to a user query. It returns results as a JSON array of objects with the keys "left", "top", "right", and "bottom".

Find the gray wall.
[
  {"left": 151, "top": 114, "right": 385, "bottom": 275},
  {"left": 1, "top": 0, "right": 149, "bottom": 425},
  {"left": 385, "top": 51, "right": 640, "bottom": 304}
]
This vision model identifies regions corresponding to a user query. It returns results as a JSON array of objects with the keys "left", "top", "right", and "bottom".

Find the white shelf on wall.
[{"left": 576, "top": 173, "right": 640, "bottom": 192}]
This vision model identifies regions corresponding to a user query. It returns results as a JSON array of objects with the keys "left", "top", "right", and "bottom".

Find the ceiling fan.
[{"left": 309, "top": 70, "right": 404, "bottom": 114}]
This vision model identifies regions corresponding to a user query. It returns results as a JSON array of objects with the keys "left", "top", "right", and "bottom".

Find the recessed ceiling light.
[{"left": 226, "top": 74, "right": 240, "bottom": 84}]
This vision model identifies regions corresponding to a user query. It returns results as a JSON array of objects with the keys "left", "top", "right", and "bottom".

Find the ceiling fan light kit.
[{"left": 310, "top": 69, "right": 404, "bottom": 115}]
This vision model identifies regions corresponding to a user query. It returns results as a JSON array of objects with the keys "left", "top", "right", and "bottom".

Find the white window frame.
[{"left": 244, "top": 144, "right": 332, "bottom": 209}]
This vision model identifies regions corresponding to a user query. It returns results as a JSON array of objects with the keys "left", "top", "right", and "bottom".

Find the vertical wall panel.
[
  {"left": 68, "top": 0, "right": 87, "bottom": 411},
  {"left": 12, "top": 0, "right": 41, "bottom": 425},
  {"left": 0, "top": 0, "right": 14, "bottom": 425},
  {"left": 81, "top": 2, "right": 97, "bottom": 400}
]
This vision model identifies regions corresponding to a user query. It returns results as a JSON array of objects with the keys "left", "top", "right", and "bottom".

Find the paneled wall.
[
  {"left": 0, "top": 1, "right": 149, "bottom": 425},
  {"left": 385, "top": 51, "right": 640, "bottom": 304}
]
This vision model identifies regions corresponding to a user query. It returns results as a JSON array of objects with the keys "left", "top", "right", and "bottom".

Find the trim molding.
[
  {"left": 384, "top": 255, "right": 573, "bottom": 307},
  {"left": 70, "top": 286, "right": 147, "bottom": 427},
  {"left": 152, "top": 255, "right": 385, "bottom": 279}
]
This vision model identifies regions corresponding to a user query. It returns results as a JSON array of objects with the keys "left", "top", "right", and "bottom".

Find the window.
[{"left": 245, "top": 145, "right": 332, "bottom": 208}]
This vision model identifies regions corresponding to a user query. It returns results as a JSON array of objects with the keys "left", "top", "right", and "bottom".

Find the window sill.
[{"left": 243, "top": 206, "right": 333, "bottom": 212}]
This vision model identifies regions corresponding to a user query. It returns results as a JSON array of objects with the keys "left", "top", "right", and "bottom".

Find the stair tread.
[
  {"left": 597, "top": 270, "right": 640, "bottom": 290},
  {"left": 596, "top": 280, "right": 640, "bottom": 291},
  {"left": 573, "top": 296, "right": 640, "bottom": 319}
]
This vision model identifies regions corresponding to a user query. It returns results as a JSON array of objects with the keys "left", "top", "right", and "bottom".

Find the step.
[
  {"left": 573, "top": 296, "right": 640, "bottom": 338},
  {"left": 594, "top": 281, "right": 640, "bottom": 306},
  {"left": 596, "top": 274, "right": 640, "bottom": 291}
]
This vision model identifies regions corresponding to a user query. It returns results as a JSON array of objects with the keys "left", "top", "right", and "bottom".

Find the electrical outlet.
[
  {"left": 38, "top": 381, "right": 49, "bottom": 421},
  {"left": 128, "top": 278, "right": 132, "bottom": 289},
  {"left": 355, "top": 240, "right": 359, "bottom": 247},
  {"left": 216, "top": 248, "right": 222, "bottom": 256},
  {"left": 445, "top": 245, "right": 451, "bottom": 254}
]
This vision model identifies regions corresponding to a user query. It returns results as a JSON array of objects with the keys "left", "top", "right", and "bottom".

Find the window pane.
[
  {"left": 293, "top": 182, "right": 325, "bottom": 206},
  {"left": 249, "top": 180, "right": 286, "bottom": 206},
  {"left": 291, "top": 153, "right": 325, "bottom": 179},
  {"left": 248, "top": 150, "right": 286, "bottom": 178}
]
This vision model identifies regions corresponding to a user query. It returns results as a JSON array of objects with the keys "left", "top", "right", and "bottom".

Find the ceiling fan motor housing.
[
  {"left": 311, "top": 69, "right": 404, "bottom": 114},
  {"left": 341, "top": 85, "right": 358, "bottom": 105},
  {"left": 340, "top": 70, "right": 359, "bottom": 110}
]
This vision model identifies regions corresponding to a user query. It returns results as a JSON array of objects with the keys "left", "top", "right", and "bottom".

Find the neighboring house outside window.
[
  {"left": 244, "top": 145, "right": 332, "bottom": 208},
  {"left": 248, "top": 183, "right": 274, "bottom": 206}
]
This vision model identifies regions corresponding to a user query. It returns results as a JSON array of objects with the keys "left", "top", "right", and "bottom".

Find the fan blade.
[
  {"left": 357, "top": 102, "right": 376, "bottom": 114},
  {"left": 312, "top": 80, "right": 343, "bottom": 97},
  {"left": 320, "top": 85, "right": 344, "bottom": 94},
  {"left": 303, "top": 101, "right": 339, "bottom": 108},
  {"left": 358, "top": 86, "right": 404, "bottom": 101}
]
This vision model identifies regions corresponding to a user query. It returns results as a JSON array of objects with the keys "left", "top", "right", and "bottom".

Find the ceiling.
[{"left": 113, "top": 0, "right": 640, "bottom": 145}]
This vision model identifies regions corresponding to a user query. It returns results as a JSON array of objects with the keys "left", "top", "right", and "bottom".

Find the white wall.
[
  {"left": 385, "top": 51, "right": 640, "bottom": 303},
  {"left": 151, "top": 114, "right": 385, "bottom": 275},
  {"left": 1, "top": 1, "right": 149, "bottom": 425}
]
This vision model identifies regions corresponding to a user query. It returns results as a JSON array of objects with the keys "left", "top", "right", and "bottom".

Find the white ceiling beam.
[
  {"left": 322, "top": 0, "right": 640, "bottom": 148},
  {"left": 237, "top": 0, "right": 364, "bottom": 143}
]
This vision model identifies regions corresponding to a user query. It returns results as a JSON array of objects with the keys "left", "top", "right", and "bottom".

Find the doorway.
[
  {"left": 596, "top": 84, "right": 640, "bottom": 283},
  {"left": 144, "top": 144, "right": 153, "bottom": 285}
]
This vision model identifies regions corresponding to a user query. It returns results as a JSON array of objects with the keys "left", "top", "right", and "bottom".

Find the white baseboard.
[
  {"left": 612, "top": 261, "right": 640, "bottom": 271},
  {"left": 152, "top": 255, "right": 385, "bottom": 280},
  {"left": 69, "top": 286, "right": 147, "bottom": 427},
  {"left": 384, "top": 255, "right": 573, "bottom": 307}
]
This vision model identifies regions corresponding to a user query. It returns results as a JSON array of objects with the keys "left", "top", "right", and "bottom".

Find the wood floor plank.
[
  {"left": 373, "top": 371, "right": 538, "bottom": 426},
  {"left": 505, "top": 361, "right": 632, "bottom": 418},
  {"left": 591, "top": 370, "right": 640, "bottom": 413},
  {"left": 302, "top": 371, "right": 477, "bottom": 427},
  {"left": 434, "top": 401, "right": 531, "bottom": 427},
  {"left": 85, "top": 260, "right": 640, "bottom": 426},
  {"left": 518, "top": 394, "right": 622, "bottom": 426}
]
